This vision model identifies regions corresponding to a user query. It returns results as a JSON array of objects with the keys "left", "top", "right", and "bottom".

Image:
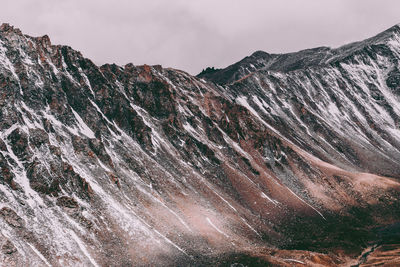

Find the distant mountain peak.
[
  {"left": 198, "top": 23, "right": 400, "bottom": 85},
  {"left": 249, "top": 50, "right": 270, "bottom": 57}
]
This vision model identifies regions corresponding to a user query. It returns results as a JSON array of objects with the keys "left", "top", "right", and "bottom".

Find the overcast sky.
[{"left": 1, "top": 0, "right": 400, "bottom": 74}]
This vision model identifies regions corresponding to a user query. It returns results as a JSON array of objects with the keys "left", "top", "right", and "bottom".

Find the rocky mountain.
[{"left": 0, "top": 22, "right": 400, "bottom": 266}]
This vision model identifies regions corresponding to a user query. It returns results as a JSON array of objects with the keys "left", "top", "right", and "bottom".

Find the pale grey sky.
[{"left": 1, "top": 0, "right": 400, "bottom": 74}]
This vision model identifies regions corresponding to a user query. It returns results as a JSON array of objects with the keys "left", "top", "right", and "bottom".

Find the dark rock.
[
  {"left": 386, "top": 68, "right": 400, "bottom": 92},
  {"left": 0, "top": 207, "right": 24, "bottom": 228},
  {"left": 0, "top": 139, "right": 7, "bottom": 151},
  {"left": 26, "top": 159, "right": 60, "bottom": 195},
  {"left": 56, "top": 196, "right": 79, "bottom": 209},
  {"left": 1, "top": 240, "right": 17, "bottom": 255},
  {"left": 0, "top": 154, "right": 16, "bottom": 189},
  {"left": 7, "top": 128, "right": 31, "bottom": 160}
]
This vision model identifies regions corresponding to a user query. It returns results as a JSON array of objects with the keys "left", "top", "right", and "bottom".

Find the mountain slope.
[{"left": 0, "top": 23, "right": 400, "bottom": 266}]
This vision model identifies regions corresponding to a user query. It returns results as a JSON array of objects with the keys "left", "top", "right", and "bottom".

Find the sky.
[{"left": 1, "top": 0, "right": 400, "bottom": 74}]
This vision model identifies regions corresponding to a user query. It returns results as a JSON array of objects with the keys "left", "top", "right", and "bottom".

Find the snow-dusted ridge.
[{"left": 0, "top": 22, "right": 400, "bottom": 266}]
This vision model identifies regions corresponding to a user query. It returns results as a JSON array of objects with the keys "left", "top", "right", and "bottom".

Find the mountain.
[
  {"left": 197, "top": 24, "right": 400, "bottom": 86},
  {"left": 0, "top": 22, "right": 400, "bottom": 266}
]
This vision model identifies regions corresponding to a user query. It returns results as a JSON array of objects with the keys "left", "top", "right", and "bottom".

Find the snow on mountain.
[{"left": 1, "top": 22, "right": 400, "bottom": 266}]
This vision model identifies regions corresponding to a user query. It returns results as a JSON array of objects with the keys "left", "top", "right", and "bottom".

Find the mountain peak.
[
  {"left": 0, "top": 23, "right": 53, "bottom": 50},
  {"left": 199, "top": 23, "right": 400, "bottom": 85},
  {"left": 0, "top": 23, "right": 22, "bottom": 35},
  {"left": 250, "top": 50, "right": 270, "bottom": 58},
  {"left": 387, "top": 22, "right": 400, "bottom": 32},
  {"left": 35, "top": 34, "right": 52, "bottom": 48},
  {"left": 364, "top": 23, "right": 400, "bottom": 44}
]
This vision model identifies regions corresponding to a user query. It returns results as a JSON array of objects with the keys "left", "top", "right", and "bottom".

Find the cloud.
[{"left": 1, "top": 0, "right": 400, "bottom": 74}]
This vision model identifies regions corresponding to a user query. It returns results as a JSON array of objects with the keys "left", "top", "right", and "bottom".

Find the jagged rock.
[
  {"left": 56, "top": 196, "right": 79, "bottom": 209},
  {"left": 0, "top": 23, "right": 22, "bottom": 35}
]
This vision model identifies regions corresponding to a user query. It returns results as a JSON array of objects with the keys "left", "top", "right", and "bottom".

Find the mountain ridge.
[
  {"left": 0, "top": 22, "right": 400, "bottom": 266},
  {"left": 198, "top": 23, "right": 400, "bottom": 86}
]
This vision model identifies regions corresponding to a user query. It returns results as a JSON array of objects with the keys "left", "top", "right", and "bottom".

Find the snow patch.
[{"left": 71, "top": 108, "right": 96, "bottom": 139}]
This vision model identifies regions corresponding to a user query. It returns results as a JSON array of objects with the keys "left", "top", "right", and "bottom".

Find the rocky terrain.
[{"left": 0, "top": 22, "right": 400, "bottom": 266}]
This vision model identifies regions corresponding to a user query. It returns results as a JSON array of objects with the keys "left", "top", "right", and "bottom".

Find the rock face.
[{"left": 0, "top": 22, "right": 400, "bottom": 266}]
